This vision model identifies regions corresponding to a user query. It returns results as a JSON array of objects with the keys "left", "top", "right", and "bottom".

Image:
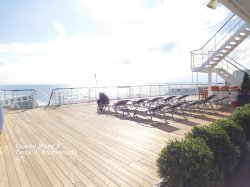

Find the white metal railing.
[
  {"left": 0, "top": 89, "right": 37, "bottom": 109},
  {"left": 45, "top": 83, "right": 208, "bottom": 108},
  {"left": 46, "top": 87, "right": 93, "bottom": 108},
  {"left": 191, "top": 14, "right": 247, "bottom": 69},
  {"left": 217, "top": 56, "right": 250, "bottom": 81}
]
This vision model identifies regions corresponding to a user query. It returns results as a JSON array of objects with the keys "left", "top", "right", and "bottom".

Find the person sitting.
[{"left": 97, "top": 92, "right": 110, "bottom": 110}]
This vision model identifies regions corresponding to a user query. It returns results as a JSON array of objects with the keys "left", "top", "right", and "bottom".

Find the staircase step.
[
  {"left": 230, "top": 40, "right": 236, "bottom": 44},
  {"left": 223, "top": 47, "right": 233, "bottom": 52},
  {"left": 221, "top": 51, "right": 229, "bottom": 56},
  {"left": 240, "top": 32, "right": 247, "bottom": 36},
  {"left": 225, "top": 46, "right": 233, "bottom": 49},
  {"left": 244, "top": 28, "right": 250, "bottom": 33},
  {"left": 221, "top": 50, "right": 229, "bottom": 53},
  {"left": 213, "top": 68, "right": 241, "bottom": 86},
  {"left": 216, "top": 53, "right": 225, "bottom": 57},
  {"left": 234, "top": 36, "right": 243, "bottom": 41},
  {"left": 213, "top": 60, "right": 221, "bottom": 63}
]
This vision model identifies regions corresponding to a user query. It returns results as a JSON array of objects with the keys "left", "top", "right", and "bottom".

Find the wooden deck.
[{"left": 0, "top": 103, "right": 234, "bottom": 187}]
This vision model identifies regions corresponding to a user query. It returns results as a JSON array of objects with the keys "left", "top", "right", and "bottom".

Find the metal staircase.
[
  {"left": 191, "top": 14, "right": 250, "bottom": 86},
  {"left": 214, "top": 68, "right": 240, "bottom": 85},
  {"left": 214, "top": 56, "right": 250, "bottom": 85}
]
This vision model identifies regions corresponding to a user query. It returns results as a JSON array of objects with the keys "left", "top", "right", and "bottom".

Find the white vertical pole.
[
  {"left": 32, "top": 90, "right": 37, "bottom": 108},
  {"left": 117, "top": 87, "right": 119, "bottom": 99},
  {"left": 94, "top": 74, "right": 99, "bottom": 99},
  {"left": 0, "top": 101, "right": 3, "bottom": 134},
  {"left": 149, "top": 85, "right": 152, "bottom": 97},
  {"left": 208, "top": 70, "right": 212, "bottom": 96}
]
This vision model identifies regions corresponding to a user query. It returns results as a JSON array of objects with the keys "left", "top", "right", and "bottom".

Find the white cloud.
[
  {"left": 53, "top": 21, "right": 67, "bottom": 39},
  {"left": 0, "top": 0, "right": 243, "bottom": 86},
  {"left": 230, "top": 38, "right": 250, "bottom": 68},
  {"left": 0, "top": 58, "right": 7, "bottom": 66}
]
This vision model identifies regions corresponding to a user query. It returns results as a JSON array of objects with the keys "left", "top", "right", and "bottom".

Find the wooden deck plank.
[
  {"left": 0, "top": 133, "right": 10, "bottom": 187},
  {"left": 6, "top": 113, "right": 42, "bottom": 187},
  {"left": 0, "top": 103, "right": 233, "bottom": 187},
  {"left": 7, "top": 112, "right": 76, "bottom": 187},
  {"left": 42, "top": 110, "right": 164, "bottom": 165},
  {"left": 90, "top": 176, "right": 109, "bottom": 187},
  {"left": 12, "top": 115, "right": 62, "bottom": 187},
  {"left": 26, "top": 107, "right": 161, "bottom": 186},
  {"left": 21, "top": 112, "right": 125, "bottom": 187},
  {"left": 14, "top": 113, "right": 94, "bottom": 187},
  {"left": 4, "top": 119, "right": 31, "bottom": 187},
  {"left": 38, "top": 114, "right": 158, "bottom": 186},
  {"left": 1, "top": 131, "right": 20, "bottom": 187},
  {"left": 7, "top": 113, "right": 50, "bottom": 187},
  {"left": 23, "top": 110, "right": 159, "bottom": 186}
]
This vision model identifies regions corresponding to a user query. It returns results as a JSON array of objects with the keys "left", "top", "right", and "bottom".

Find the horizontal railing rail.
[{"left": 45, "top": 83, "right": 209, "bottom": 108}]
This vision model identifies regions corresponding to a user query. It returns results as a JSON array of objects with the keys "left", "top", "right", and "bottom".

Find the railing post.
[
  {"left": 3, "top": 91, "right": 6, "bottom": 105},
  {"left": 58, "top": 93, "right": 61, "bottom": 106},
  {"left": 149, "top": 85, "right": 152, "bottom": 97},
  {"left": 53, "top": 89, "right": 56, "bottom": 106},
  {"left": 70, "top": 88, "right": 73, "bottom": 104},
  {"left": 117, "top": 87, "right": 119, "bottom": 100},
  {"left": 12, "top": 90, "right": 14, "bottom": 103},
  {"left": 94, "top": 87, "right": 97, "bottom": 100},
  {"left": 129, "top": 86, "right": 132, "bottom": 98},
  {"left": 32, "top": 90, "right": 37, "bottom": 108},
  {"left": 208, "top": 70, "right": 212, "bottom": 96},
  {"left": 140, "top": 86, "right": 142, "bottom": 97},
  {"left": 169, "top": 85, "right": 172, "bottom": 95},
  {"left": 88, "top": 88, "right": 91, "bottom": 102}
]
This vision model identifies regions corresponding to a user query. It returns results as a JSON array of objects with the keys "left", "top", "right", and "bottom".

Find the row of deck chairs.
[{"left": 103, "top": 95, "right": 229, "bottom": 125}]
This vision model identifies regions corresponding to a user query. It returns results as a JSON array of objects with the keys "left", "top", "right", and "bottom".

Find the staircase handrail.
[
  {"left": 191, "top": 14, "right": 235, "bottom": 53},
  {"left": 217, "top": 56, "right": 248, "bottom": 79},
  {"left": 226, "top": 56, "right": 249, "bottom": 73},
  {"left": 221, "top": 57, "right": 244, "bottom": 74},
  {"left": 191, "top": 13, "right": 247, "bottom": 69}
]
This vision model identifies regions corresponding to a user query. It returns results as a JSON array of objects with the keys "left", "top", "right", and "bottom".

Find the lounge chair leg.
[
  {"left": 113, "top": 107, "right": 118, "bottom": 116},
  {"left": 150, "top": 113, "right": 153, "bottom": 125},
  {"left": 162, "top": 112, "right": 168, "bottom": 124},
  {"left": 133, "top": 111, "right": 137, "bottom": 118}
]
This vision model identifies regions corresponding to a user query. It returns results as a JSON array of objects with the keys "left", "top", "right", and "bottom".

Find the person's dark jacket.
[{"left": 97, "top": 92, "right": 109, "bottom": 106}]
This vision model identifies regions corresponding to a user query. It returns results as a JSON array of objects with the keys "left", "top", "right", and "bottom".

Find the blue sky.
[
  {"left": 0, "top": 0, "right": 97, "bottom": 42},
  {"left": 0, "top": 0, "right": 249, "bottom": 86}
]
